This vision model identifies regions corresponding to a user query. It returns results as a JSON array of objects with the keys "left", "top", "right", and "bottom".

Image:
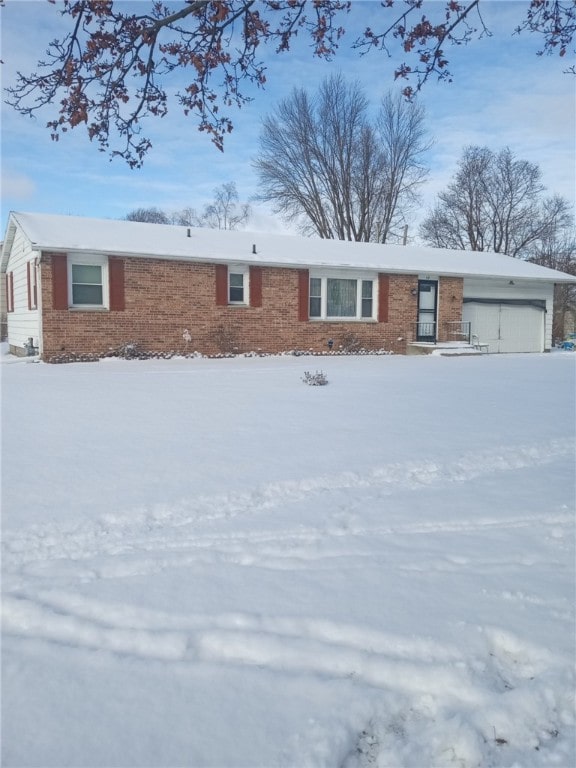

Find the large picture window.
[
  {"left": 309, "top": 273, "right": 377, "bottom": 321},
  {"left": 327, "top": 278, "right": 356, "bottom": 317}
]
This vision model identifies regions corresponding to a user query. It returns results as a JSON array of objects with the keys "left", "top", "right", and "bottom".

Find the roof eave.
[
  {"left": 0, "top": 215, "right": 18, "bottom": 273},
  {"left": 33, "top": 246, "right": 575, "bottom": 282}
]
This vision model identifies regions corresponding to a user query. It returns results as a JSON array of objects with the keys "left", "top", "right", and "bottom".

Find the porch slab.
[{"left": 407, "top": 342, "right": 481, "bottom": 356}]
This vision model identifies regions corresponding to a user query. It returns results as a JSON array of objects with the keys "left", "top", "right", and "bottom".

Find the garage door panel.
[
  {"left": 463, "top": 303, "right": 544, "bottom": 353},
  {"left": 462, "top": 304, "right": 500, "bottom": 352},
  {"left": 499, "top": 305, "right": 544, "bottom": 353}
]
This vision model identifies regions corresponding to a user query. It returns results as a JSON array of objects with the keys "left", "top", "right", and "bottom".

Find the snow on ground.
[{"left": 1, "top": 350, "right": 575, "bottom": 768}]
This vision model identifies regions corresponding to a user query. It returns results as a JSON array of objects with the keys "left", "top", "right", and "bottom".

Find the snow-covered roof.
[{"left": 2, "top": 211, "right": 575, "bottom": 283}]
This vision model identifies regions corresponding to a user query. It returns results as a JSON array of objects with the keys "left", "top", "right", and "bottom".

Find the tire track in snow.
[
  {"left": 3, "top": 590, "right": 477, "bottom": 699},
  {"left": 2, "top": 435, "right": 573, "bottom": 760},
  {"left": 3, "top": 589, "right": 462, "bottom": 663},
  {"left": 31, "top": 508, "right": 570, "bottom": 584},
  {"left": 2, "top": 590, "right": 569, "bottom": 714},
  {"left": 3, "top": 437, "right": 573, "bottom": 573},
  {"left": 5, "top": 588, "right": 571, "bottom": 768}
]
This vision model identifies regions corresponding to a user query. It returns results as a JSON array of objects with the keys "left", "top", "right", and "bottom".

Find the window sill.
[
  {"left": 309, "top": 317, "right": 378, "bottom": 323},
  {"left": 68, "top": 306, "right": 109, "bottom": 312}
]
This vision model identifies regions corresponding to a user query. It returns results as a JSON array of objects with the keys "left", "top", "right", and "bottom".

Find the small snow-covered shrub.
[
  {"left": 212, "top": 324, "right": 239, "bottom": 354},
  {"left": 105, "top": 341, "right": 150, "bottom": 359},
  {"left": 302, "top": 370, "right": 328, "bottom": 386},
  {"left": 117, "top": 342, "right": 147, "bottom": 359},
  {"left": 339, "top": 331, "right": 362, "bottom": 353}
]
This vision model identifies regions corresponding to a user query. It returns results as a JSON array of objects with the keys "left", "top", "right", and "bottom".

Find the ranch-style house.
[{"left": 2, "top": 211, "right": 574, "bottom": 361}]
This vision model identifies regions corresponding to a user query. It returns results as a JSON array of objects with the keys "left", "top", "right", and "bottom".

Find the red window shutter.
[
  {"left": 250, "top": 266, "right": 262, "bottom": 308},
  {"left": 109, "top": 257, "right": 125, "bottom": 311},
  {"left": 298, "top": 269, "right": 309, "bottom": 321},
  {"left": 215, "top": 264, "right": 228, "bottom": 306},
  {"left": 7, "top": 272, "right": 14, "bottom": 313},
  {"left": 52, "top": 253, "right": 68, "bottom": 310},
  {"left": 33, "top": 261, "right": 38, "bottom": 309},
  {"left": 378, "top": 274, "right": 389, "bottom": 323},
  {"left": 27, "top": 260, "right": 38, "bottom": 309},
  {"left": 27, "top": 261, "right": 32, "bottom": 310}
]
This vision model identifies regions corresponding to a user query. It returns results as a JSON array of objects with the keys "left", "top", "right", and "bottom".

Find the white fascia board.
[
  {"left": 0, "top": 218, "right": 18, "bottom": 273},
  {"left": 29, "top": 246, "right": 576, "bottom": 283}
]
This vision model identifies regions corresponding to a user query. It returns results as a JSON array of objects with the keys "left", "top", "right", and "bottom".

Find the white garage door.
[{"left": 463, "top": 303, "right": 545, "bottom": 353}]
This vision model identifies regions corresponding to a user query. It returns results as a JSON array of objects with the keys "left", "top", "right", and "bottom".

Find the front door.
[{"left": 417, "top": 280, "right": 438, "bottom": 341}]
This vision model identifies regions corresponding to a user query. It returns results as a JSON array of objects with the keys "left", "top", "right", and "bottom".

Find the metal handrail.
[
  {"left": 414, "top": 321, "right": 436, "bottom": 341},
  {"left": 444, "top": 321, "right": 471, "bottom": 344}
]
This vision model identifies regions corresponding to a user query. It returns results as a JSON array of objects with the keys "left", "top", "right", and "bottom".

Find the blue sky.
[{"left": 1, "top": 1, "right": 575, "bottom": 239}]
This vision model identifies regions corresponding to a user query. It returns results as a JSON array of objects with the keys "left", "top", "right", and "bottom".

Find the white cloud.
[{"left": 1, "top": 171, "right": 36, "bottom": 201}]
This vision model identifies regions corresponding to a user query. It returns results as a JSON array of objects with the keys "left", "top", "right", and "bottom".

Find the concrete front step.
[{"left": 407, "top": 342, "right": 484, "bottom": 356}]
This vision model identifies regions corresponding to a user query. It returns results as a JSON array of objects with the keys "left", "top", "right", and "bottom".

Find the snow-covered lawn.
[{"left": 1, "top": 351, "right": 575, "bottom": 768}]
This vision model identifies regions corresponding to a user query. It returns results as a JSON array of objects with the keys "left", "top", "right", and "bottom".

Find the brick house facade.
[
  {"left": 40, "top": 253, "right": 463, "bottom": 359},
  {"left": 3, "top": 212, "right": 571, "bottom": 360}
]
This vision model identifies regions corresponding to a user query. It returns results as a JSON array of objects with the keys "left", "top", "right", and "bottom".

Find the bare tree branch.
[
  {"left": 125, "top": 206, "right": 172, "bottom": 223},
  {"left": 3, "top": 1, "right": 574, "bottom": 165},
  {"left": 200, "top": 181, "right": 251, "bottom": 228},
  {"left": 516, "top": 0, "right": 576, "bottom": 69},
  {"left": 254, "top": 75, "right": 429, "bottom": 242},
  {"left": 419, "top": 145, "right": 575, "bottom": 259}
]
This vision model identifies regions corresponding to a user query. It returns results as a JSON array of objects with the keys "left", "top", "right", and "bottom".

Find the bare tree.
[
  {"left": 172, "top": 183, "right": 250, "bottom": 229},
  {"left": 171, "top": 207, "right": 201, "bottom": 227},
  {"left": 527, "top": 207, "right": 576, "bottom": 343},
  {"left": 201, "top": 182, "right": 251, "bottom": 230},
  {"left": 254, "top": 75, "right": 429, "bottom": 242},
  {"left": 4, "top": 1, "right": 574, "bottom": 166},
  {"left": 419, "top": 146, "right": 573, "bottom": 258},
  {"left": 125, "top": 207, "right": 171, "bottom": 224},
  {"left": 374, "top": 92, "right": 431, "bottom": 242}
]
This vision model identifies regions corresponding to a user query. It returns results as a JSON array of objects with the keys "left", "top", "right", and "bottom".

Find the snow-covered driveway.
[{"left": 2, "top": 352, "right": 574, "bottom": 767}]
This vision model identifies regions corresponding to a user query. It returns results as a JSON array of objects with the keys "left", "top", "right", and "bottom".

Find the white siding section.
[
  {"left": 5, "top": 227, "right": 41, "bottom": 353},
  {"left": 463, "top": 278, "right": 554, "bottom": 351}
]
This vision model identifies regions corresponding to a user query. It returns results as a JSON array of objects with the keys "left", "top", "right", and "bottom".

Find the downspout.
[{"left": 37, "top": 253, "right": 44, "bottom": 358}]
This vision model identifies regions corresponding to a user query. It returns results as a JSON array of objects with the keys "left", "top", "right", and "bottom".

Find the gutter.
[{"left": 27, "top": 245, "right": 575, "bottom": 283}]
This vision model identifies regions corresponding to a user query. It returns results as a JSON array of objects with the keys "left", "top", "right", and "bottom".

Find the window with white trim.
[
  {"left": 309, "top": 277, "right": 322, "bottom": 317},
  {"left": 228, "top": 266, "right": 249, "bottom": 305},
  {"left": 309, "top": 273, "right": 377, "bottom": 320},
  {"left": 68, "top": 255, "right": 109, "bottom": 308},
  {"left": 361, "top": 280, "right": 373, "bottom": 318}
]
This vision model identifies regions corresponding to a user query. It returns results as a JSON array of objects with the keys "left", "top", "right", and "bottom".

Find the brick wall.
[
  {"left": 437, "top": 276, "right": 465, "bottom": 342},
  {"left": 40, "top": 254, "right": 463, "bottom": 360}
]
